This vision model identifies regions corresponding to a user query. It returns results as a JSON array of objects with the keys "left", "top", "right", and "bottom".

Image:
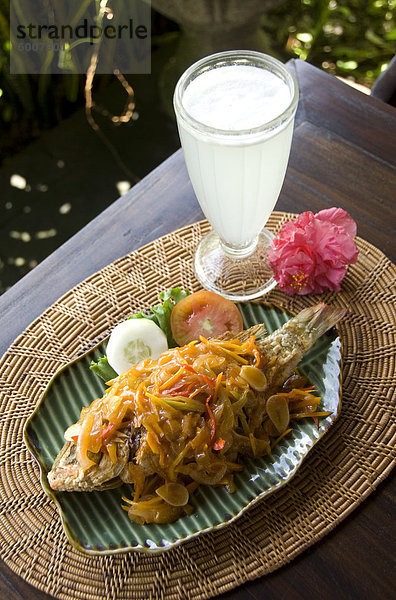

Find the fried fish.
[{"left": 48, "top": 302, "right": 345, "bottom": 523}]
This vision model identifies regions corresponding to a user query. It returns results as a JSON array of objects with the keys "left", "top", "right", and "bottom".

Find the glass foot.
[{"left": 194, "top": 228, "right": 277, "bottom": 301}]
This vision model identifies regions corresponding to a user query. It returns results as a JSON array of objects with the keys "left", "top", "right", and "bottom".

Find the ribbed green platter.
[{"left": 23, "top": 303, "right": 342, "bottom": 555}]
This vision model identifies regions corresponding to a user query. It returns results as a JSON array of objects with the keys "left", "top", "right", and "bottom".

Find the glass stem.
[{"left": 220, "top": 236, "right": 259, "bottom": 258}]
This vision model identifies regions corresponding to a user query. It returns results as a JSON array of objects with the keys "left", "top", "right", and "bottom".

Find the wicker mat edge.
[{"left": 0, "top": 214, "right": 395, "bottom": 600}]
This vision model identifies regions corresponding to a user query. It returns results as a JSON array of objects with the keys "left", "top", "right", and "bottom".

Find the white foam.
[{"left": 182, "top": 64, "right": 291, "bottom": 131}]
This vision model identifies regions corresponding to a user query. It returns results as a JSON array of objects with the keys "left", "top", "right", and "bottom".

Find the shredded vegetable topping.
[{"left": 70, "top": 336, "right": 327, "bottom": 524}]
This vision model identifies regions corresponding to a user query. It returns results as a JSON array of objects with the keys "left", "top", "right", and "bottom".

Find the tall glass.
[{"left": 174, "top": 51, "right": 299, "bottom": 300}]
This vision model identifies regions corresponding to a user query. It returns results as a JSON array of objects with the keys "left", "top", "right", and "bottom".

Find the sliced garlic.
[
  {"left": 266, "top": 394, "right": 290, "bottom": 434},
  {"left": 155, "top": 482, "right": 189, "bottom": 507},
  {"left": 240, "top": 365, "right": 267, "bottom": 391}
]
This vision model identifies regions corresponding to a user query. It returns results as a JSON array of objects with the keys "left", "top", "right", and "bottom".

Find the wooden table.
[{"left": 0, "top": 60, "right": 395, "bottom": 600}]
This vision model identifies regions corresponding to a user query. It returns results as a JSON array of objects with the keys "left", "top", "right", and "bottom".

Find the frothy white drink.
[
  {"left": 177, "top": 63, "right": 295, "bottom": 248},
  {"left": 183, "top": 65, "right": 291, "bottom": 131}
]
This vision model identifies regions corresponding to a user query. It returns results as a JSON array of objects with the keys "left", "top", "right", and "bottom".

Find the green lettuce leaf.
[
  {"left": 89, "top": 355, "right": 117, "bottom": 382},
  {"left": 131, "top": 287, "right": 190, "bottom": 347}
]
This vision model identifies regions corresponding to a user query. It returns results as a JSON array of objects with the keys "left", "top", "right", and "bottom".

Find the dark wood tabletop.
[{"left": 0, "top": 60, "right": 395, "bottom": 600}]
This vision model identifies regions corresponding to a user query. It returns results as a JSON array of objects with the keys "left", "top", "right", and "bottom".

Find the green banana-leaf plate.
[{"left": 23, "top": 302, "right": 342, "bottom": 555}]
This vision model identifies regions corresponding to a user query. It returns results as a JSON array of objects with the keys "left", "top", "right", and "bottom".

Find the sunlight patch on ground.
[
  {"left": 10, "top": 174, "right": 27, "bottom": 189},
  {"left": 116, "top": 180, "right": 131, "bottom": 196},
  {"left": 59, "top": 203, "right": 72, "bottom": 214},
  {"left": 36, "top": 229, "right": 57, "bottom": 239},
  {"left": 10, "top": 231, "right": 31, "bottom": 242}
]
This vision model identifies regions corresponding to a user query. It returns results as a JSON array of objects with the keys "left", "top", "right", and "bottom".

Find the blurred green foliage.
[
  {"left": 0, "top": 0, "right": 394, "bottom": 162},
  {"left": 265, "top": 0, "right": 395, "bottom": 86}
]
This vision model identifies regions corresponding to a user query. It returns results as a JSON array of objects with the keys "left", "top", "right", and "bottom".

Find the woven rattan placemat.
[{"left": 0, "top": 213, "right": 395, "bottom": 600}]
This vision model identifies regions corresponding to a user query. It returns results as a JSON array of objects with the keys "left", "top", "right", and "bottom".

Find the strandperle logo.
[
  {"left": 10, "top": 0, "right": 151, "bottom": 74},
  {"left": 15, "top": 18, "right": 148, "bottom": 43}
]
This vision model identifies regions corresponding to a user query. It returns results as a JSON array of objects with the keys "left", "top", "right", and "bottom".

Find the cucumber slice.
[{"left": 106, "top": 319, "right": 168, "bottom": 375}]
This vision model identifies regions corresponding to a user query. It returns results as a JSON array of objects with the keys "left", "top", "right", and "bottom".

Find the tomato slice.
[{"left": 170, "top": 290, "right": 243, "bottom": 346}]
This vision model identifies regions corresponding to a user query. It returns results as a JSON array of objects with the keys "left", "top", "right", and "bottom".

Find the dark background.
[{"left": 0, "top": 0, "right": 394, "bottom": 294}]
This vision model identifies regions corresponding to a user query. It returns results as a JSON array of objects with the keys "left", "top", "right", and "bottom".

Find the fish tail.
[
  {"left": 258, "top": 303, "right": 346, "bottom": 391},
  {"left": 297, "top": 303, "right": 347, "bottom": 339}
]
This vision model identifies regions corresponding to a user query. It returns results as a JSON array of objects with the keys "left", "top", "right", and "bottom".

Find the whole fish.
[{"left": 48, "top": 303, "right": 345, "bottom": 495}]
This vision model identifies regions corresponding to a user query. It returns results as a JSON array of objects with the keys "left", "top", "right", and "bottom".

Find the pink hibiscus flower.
[{"left": 268, "top": 207, "right": 358, "bottom": 295}]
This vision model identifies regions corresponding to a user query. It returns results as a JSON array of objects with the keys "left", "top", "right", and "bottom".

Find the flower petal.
[{"left": 316, "top": 207, "right": 357, "bottom": 238}]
